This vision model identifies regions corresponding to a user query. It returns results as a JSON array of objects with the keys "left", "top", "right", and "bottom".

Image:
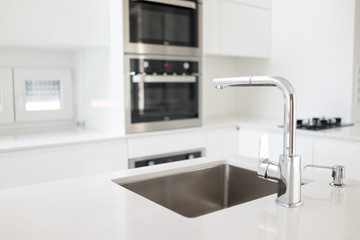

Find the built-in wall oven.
[
  {"left": 123, "top": 0, "right": 202, "bottom": 56},
  {"left": 125, "top": 55, "right": 201, "bottom": 133}
]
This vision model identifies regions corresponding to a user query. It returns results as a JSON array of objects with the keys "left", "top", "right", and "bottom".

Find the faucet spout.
[
  {"left": 214, "top": 76, "right": 296, "bottom": 157},
  {"left": 213, "top": 76, "right": 303, "bottom": 208}
]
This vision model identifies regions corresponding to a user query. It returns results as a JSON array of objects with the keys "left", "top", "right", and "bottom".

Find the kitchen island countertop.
[{"left": 0, "top": 155, "right": 359, "bottom": 240}]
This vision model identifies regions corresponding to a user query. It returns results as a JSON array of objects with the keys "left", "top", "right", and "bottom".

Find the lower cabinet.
[
  {"left": 127, "top": 126, "right": 239, "bottom": 167},
  {"left": 205, "top": 127, "right": 238, "bottom": 158},
  {"left": 0, "top": 139, "right": 127, "bottom": 189},
  {"left": 6, "top": 124, "right": 360, "bottom": 189},
  {"left": 238, "top": 126, "right": 360, "bottom": 180},
  {"left": 238, "top": 127, "right": 314, "bottom": 168}
]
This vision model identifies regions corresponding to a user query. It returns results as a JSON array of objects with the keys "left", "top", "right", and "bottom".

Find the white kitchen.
[{"left": 0, "top": 0, "right": 359, "bottom": 239}]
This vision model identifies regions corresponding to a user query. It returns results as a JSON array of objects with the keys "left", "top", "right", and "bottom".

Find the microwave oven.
[{"left": 123, "top": 0, "right": 202, "bottom": 56}]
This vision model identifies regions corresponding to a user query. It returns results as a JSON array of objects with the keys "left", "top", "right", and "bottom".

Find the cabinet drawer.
[{"left": 127, "top": 132, "right": 206, "bottom": 159}]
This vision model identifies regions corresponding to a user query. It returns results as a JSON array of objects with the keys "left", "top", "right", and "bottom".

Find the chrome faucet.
[{"left": 214, "top": 76, "right": 303, "bottom": 207}]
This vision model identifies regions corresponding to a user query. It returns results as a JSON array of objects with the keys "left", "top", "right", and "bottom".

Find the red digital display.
[
  {"left": 163, "top": 63, "right": 174, "bottom": 68},
  {"left": 167, "top": 158, "right": 173, "bottom": 162}
]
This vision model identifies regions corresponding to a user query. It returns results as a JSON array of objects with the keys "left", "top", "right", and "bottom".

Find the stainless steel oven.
[
  {"left": 123, "top": 0, "right": 202, "bottom": 56},
  {"left": 125, "top": 55, "right": 202, "bottom": 133}
]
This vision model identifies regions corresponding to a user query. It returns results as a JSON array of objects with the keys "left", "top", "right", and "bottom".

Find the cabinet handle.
[{"left": 132, "top": 75, "right": 197, "bottom": 83}]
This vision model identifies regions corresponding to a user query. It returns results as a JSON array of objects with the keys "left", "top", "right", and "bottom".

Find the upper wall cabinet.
[
  {"left": 0, "top": 0, "right": 109, "bottom": 48},
  {"left": 203, "top": 0, "right": 271, "bottom": 58}
]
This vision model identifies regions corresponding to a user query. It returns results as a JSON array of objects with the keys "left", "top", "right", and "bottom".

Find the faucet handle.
[
  {"left": 304, "top": 164, "right": 346, "bottom": 187},
  {"left": 258, "top": 134, "right": 270, "bottom": 178},
  {"left": 259, "top": 134, "right": 270, "bottom": 161}
]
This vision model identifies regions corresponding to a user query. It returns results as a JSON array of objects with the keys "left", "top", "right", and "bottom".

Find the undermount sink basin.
[{"left": 114, "top": 164, "right": 278, "bottom": 218}]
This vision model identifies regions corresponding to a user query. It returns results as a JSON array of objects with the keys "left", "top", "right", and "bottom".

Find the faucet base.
[
  {"left": 276, "top": 155, "right": 302, "bottom": 208},
  {"left": 276, "top": 199, "right": 303, "bottom": 208}
]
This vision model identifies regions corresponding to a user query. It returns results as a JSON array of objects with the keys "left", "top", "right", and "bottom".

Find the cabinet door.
[
  {"left": 238, "top": 128, "right": 282, "bottom": 161},
  {"left": 0, "top": 69, "right": 14, "bottom": 124},
  {"left": 205, "top": 127, "right": 238, "bottom": 158},
  {"left": 127, "top": 131, "right": 206, "bottom": 159},
  {"left": 219, "top": 0, "right": 271, "bottom": 58},
  {"left": 238, "top": 127, "right": 314, "bottom": 167},
  {"left": 0, "top": 0, "right": 108, "bottom": 47},
  {"left": 203, "top": 0, "right": 221, "bottom": 54},
  {"left": 0, "top": 139, "right": 128, "bottom": 189}
]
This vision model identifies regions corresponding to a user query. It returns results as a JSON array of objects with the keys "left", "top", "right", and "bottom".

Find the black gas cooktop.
[{"left": 296, "top": 117, "right": 353, "bottom": 131}]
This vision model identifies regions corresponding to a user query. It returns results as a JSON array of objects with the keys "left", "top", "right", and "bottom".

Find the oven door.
[
  {"left": 126, "top": 76, "right": 201, "bottom": 133},
  {"left": 131, "top": 74, "right": 198, "bottom": 122},
  {"left": 124, "top": 0, "right": 202, "bottom": 56}
]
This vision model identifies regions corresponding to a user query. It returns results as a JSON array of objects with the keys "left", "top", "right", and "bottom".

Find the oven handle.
[
  {"left": 132, "top": 0, "right": 196, "bottom": 9},
  {"left": 132, "top": 75, "right": 197, "bottom": 83}
]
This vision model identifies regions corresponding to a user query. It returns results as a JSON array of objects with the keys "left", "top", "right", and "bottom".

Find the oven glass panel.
[
  {"left": 129, "top": 1, "right": 198, "bottom": 47},
  {"left": 131, "top": 81, "right": 198, "bottom": 123}
]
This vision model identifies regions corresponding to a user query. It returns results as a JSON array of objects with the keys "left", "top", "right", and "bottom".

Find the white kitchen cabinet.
[
  {"left": 127, "top": 131, "right": 207, "bottom": 160},
  {"left": 127, "top": 127, "right": 238, "bottom": 166},
  {"left": 313, "top": 137, "right": 360, "bottom": 180},
  {"left": 0, "top": 68, "right": 14, "bottom": 124},
  {"left": 0, "top": 0, "right": 109, "bottom": 48},
  {"left": 238, "top": 127, "right": 314, "bottom": 167},
  {"left": 203, "top": 0, "right": 271, "bottom": 58},
  {"left": 0, "top": 139, "right": 127, "bottom": 189},
  {"left": 205, "top": 126, "right": 238, "bottom": 158}
]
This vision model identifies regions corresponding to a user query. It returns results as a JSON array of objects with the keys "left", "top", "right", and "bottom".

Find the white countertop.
[
  {"left": 0, "top": 155, "right": 359, "bottom": 240},
  {"left": 0, "top": 125, "right": 125, "bottom": 152},
  {"left": 0, "top": 115, "right": 360, "bottom": 152}
]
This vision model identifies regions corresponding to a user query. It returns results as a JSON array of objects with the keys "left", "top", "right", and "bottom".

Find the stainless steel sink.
[{"left": 115, "top": 164, "right": 278, "bottom": 218}]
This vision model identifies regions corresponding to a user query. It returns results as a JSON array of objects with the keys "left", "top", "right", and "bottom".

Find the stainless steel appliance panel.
[
  {"left": 123, "top": 0, "right": 202, "bottom": 56},
  {"left": 125, "top": 54, "right": 202, "bottom": 133}
]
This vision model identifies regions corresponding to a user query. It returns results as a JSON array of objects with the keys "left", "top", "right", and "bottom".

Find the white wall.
[
  {"left": 221, "top": 0, "right": 357, "bottom": 123},
  {"left": 0, "top": 47, "right": 79, "bottom": 125}
]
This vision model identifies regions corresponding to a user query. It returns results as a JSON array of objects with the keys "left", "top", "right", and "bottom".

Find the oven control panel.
[{"left": 130, "top": 59, "right": 198, "bottom": 75}]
